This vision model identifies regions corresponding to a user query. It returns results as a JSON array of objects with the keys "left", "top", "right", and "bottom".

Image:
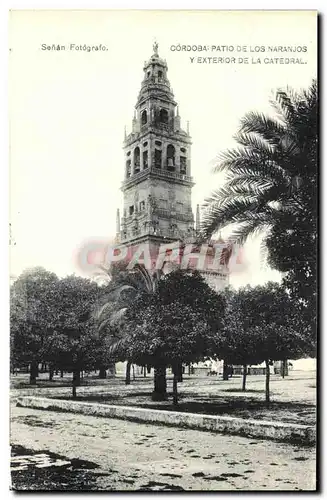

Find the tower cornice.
[
  {"left": 124, "top": 127, "right": 192, "bottom": 148},
  {"left": 121, "top": 167, "right": 194, "bottom": 192}
]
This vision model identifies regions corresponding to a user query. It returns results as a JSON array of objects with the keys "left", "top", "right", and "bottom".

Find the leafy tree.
[
  {"left": 221, "top": 283, "right": 315, "bottom": 402},
  {"left": 10, "top": 267, "right": 59, "bottom": 384},
  {"left": 201, "top": 81, "right": 317, "bottom": 330},
  {"left": 220, "top": 287, "right": 258, "bottom": 390},
  {"left": 123, "top": 270, "right": 225, "bottom": 402},
  {"left": 156, "top": 270, "right": 225, "bottom": 390},
  {"left": 95, "top": 263, "right": 161, "bottom": 384},
  {"left": 125, "top": 301, "right": 219, "bottom": 405},
  {"left": 49, "top": 276, "right": 100, "bottom": 397}
]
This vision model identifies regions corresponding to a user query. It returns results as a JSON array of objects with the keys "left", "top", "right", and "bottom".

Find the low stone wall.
[{"left": 16, "top": 396, "right": 315, "bottom": 445}]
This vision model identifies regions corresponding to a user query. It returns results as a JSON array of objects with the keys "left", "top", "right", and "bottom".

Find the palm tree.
[
  {"left": 95, "top": 263, "right": 161, "bottom": 385},
  {"left": 201, "top": 80, "right": 317, "bottom": 311}
]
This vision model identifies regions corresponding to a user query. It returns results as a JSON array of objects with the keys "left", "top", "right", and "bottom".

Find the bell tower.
[{"left": 118, "top": 43, "right": 195, "bottom": 250}]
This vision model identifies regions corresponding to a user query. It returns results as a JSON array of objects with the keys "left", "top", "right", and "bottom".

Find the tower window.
[
  {"left": 143, "top": 141, "right": 148, "bottom": 147},
  {"left": 134, "top": 147, "right": 140, "bottom": 173},
  {"left": 147, "top": 71, "right": 150, "bottom": 77},
  {"left": 180, "top": 147, "right": 186, "bottom": 153},
  {"left": 126, "top": 159, "right": 131, "bottom": 178},
  {"left": 143, "top": 150, "right": 148, "bottom": 169},
  {"left": 159, "top": 108, "right": 169, "bottom": 124},
  {"left": 129, "top": 205, "right": 134, "bottom": 216},
  {"left": 155, "top": 140, "right": 162, "bottom": 146},
  {"left": 158, "top": 70, "right": 163, "bottom": 79},
  {"left": 139, "top": 200, "right": 145, "bottom": 211},
  {"left": 127, "top": 151, "right": 131, "bottom": 156},
  {"left": 141, "top": 110, "right": 147, "bottom": 126},
  {"left": 155, "top": 149, "right": 162, "bottom": 169},
  {"left": 180, "top": 156, "right": 187, "bottom": 174},
  {"left": 167, "top": 144, "right": 175, "bottom": 171}
]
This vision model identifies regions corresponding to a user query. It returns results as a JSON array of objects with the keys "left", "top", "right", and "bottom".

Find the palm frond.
[
  {"left": 226, "top": 174, "right": 274, "bottom": 192},
  {"left": 201, "top": 79, "right": 316, "bottom": 251},
  {"left": 213, "top": 148, "right": 288, "bottom": 183},
  {"left": 201, "top": 196, "right": 277, "bottom": 238},
  {"left": 202, "top": 187, "right": 257, "bottom": 210},
  {"left": 107, "top": 338, "right": 126, "bottom": 357},
  {"left": 271, "top": 87, "right": 297, "bottom": 124},
  {"left": 239, "top": 111, "right": 286, "bottom": 144},
  {"left": 224, "top": 220, "right": 273, "bottom": 246},
  {"left": 234, "top": 132, "right": 277, "bottom": 156}
]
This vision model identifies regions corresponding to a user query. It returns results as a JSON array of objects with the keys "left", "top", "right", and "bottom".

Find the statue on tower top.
[{"left": 153, "top": 40, "right": 159, "bottom": 56}]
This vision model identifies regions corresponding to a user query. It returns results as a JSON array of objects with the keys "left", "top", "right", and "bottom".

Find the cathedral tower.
[
  {"left": 118, "top": 43, "right": 194, "bottom": 249},
  {"left": 116, "top": 43, "right": 229, "bottom": 291}
]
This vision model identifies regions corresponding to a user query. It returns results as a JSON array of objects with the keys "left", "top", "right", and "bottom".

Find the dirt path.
[{"left": 10, "top": 404, "right": 316, "bottom": 491}]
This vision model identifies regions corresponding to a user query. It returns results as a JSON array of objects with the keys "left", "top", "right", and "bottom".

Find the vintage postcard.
[{"left": 9, "top": 10, "right": 317, "bottom": 492}]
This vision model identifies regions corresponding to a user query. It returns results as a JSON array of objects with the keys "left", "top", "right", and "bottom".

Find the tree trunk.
[
  {"left": 265, "top": 360, "right": 270, "bottom": 405},
  {"left": 29, "top": 361, "right": 38, "bottom": 385},
  {"left": 132, "top": 364, "right": 135, "bottom": 380},
  {"left": 125, "top": 361, "right": 131, "bottom": 385},
  {"left": 152, "top": 365, "right": 167, "bottom": 400},
  {"left": 242, "top": 364, "right": 247, "bottom": 391},
  {"left": 177, "top": 362, "right": 183, "bottom": 382},
  {"left": 147, "top": 365, "right": 151, "bottom": 374},
  {"left": 60, "top": 370, "right": 64, "bottom": 378},
  {"left": 281, "top": 359, "right": 288, "bottom": 378},
  {"left": 98, "top": 367, "right": 107, "bottom": 379},
  {"left": 143, "top": 365, "right": 147, "bottom": 377},
  {"left": 173, "top": 372, "right": 178, "bottom": 406},
  {"left": 188, "top": 364, "right": 191, "bottom": 376},
  {"left": 223, "top": 360, "right": 229, "bottom": 381},
  {"left": 72, "top": 369, "right": 81, "bottom": 398},
  {"left": 107, "top": 363, "right": 116, "bottom": 376},
  {"left": 49, "top": 366, "right": 54, "bottom": 381}
]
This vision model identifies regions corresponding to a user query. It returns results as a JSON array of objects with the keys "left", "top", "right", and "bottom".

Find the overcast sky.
[{"left": 9, "top": 10, "right": 317, "bottom": 287}]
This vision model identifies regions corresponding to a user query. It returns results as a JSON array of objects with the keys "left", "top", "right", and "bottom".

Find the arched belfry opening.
[
  {"left": 159, "top": 108, "right": 169, "bottom": 124},
  {"left": 126, "top": 159, "right": 131, "bottom": 178},
  {"left": 134, "top": 147, "right": 140, "bottom": 173},
  {"left": 141, "top": 110, "right": 147, "bottom": 126},
  {"left": 167, "top": 144, "right": 175, "bottom": 172}
]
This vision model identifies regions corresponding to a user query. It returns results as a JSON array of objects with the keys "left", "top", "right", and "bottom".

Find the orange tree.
[
  {"left": 49, "top": 275, "right": 101, "bottom": 397},
  {"left": 221, "top": 283, "right": 315, "bottom": 403},
  {"left": 122, "top": 270, "right": 225, "bottom": 403},
  {"left": 10, "top": 267, "right": 60, "bottom": 383}
]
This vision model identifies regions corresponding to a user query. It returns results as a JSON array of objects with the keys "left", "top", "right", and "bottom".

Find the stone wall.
[{"left": 17, "top": 396, "right": 315, "bottom": 446}]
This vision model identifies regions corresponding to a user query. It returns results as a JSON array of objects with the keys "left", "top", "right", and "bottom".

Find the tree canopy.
[{"left": 221, "top": 283, "right": 315, "bottom": 401}]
